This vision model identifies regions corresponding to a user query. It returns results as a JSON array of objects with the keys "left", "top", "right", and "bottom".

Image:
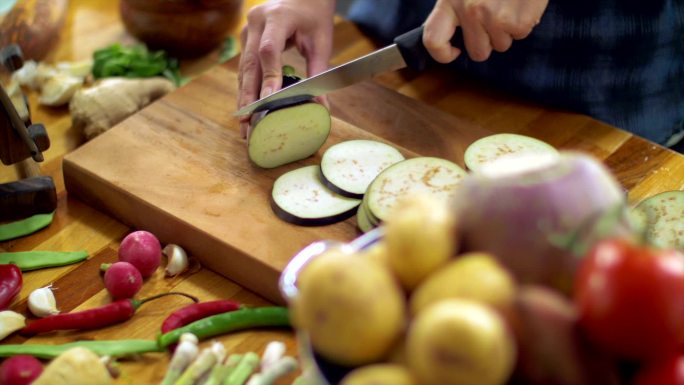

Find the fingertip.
[{"left": 430, "top": 46, "right": 461, "bottom": 64}]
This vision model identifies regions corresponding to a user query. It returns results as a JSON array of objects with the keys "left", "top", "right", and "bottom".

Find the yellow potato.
[
  {"left": 385, "top": 194, "right": 457, "bottom": 291},
  {"left": 294, "top": 248, "right": 406, "bottom": 366},
  {"left": 407, "top": 299, "right": 516, "bottom": 385},
  {"left": 357, "top": 241, "right": 389, "bottom": 267},
  {"left": 341, "top": 363, "right": 418, "bottom": 385},
  {"left": 410, "top": 252, "right": 516, "bottom": 315}
]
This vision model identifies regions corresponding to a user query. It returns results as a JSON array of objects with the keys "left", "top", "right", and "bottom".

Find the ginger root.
[{"left": 69, "top": 77, "right": 175, "bottom": 140}]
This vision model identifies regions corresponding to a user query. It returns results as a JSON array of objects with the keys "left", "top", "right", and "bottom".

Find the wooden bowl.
[{"left": 119, "top": 0, "right": 243, "bottom": 58}]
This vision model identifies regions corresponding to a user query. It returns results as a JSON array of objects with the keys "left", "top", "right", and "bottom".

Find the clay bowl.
[{"left": 119, "top": 0, "right": 243, "bottom": 58}]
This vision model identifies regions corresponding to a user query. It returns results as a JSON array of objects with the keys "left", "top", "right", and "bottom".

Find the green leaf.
[
  {"left": 91, "top": 43, "right": 184, "bottom": 83},
  {"left": 218, "top": 36, "right": 239, "bottom": 64}
]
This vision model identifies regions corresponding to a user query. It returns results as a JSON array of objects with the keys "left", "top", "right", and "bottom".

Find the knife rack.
[{"left": 0, "top": 44, "right": 57, "bottom": 221}]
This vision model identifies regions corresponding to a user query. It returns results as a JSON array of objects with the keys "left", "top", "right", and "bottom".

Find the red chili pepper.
[
  {"left": 21, "top": 292, "right": 197, "bottom": 336},
  {"left": 0, "top": 264, "right": 22, "bottom": 310},
  {"left": 161, "top": 300, "right": 241, "bottom": 333}
]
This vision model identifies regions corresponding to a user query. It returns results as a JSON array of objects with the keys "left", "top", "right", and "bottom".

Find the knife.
[{"left": 234, "top": 25, "right": 464, "bottom": 116}]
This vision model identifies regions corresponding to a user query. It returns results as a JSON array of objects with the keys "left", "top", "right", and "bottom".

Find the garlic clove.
[
  {"left": 39, "top": 74, "right": 83, "bottom": 106},
  {"left": 0, "top": 310, "right": 26, "bottom": 340},
  {"left": 163, "top": 244, "right": 189, "bottom": 277},
  {"left": 28, "top": 285, "right": 60, "bottom": 318}
]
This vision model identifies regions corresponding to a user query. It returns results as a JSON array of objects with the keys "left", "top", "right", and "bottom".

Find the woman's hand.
[
  {"left": 238, "top": 0, "right": 336, "bottom": 138},
  {"left": 423, "top": 0, "right": 549, "bottom": 63}
]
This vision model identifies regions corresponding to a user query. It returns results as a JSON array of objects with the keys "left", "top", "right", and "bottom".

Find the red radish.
[
  {"left": 118, "top": 230, "right": 162, "bottom": 278},
  {"left": 0, "top": 355, "right": 43, "bottom": 385},
  {"left": 103, "top": 262, "right": 143, "bottom": 299}
]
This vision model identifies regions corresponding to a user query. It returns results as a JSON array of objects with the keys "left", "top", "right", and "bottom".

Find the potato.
[
  {"left": 341, "top": 363, "right": 417, "bottom": 385},
  {"left": 32, "top": 347, "right": 112, "bottom": 385},
  {"left": 410, "top": 252, "right": 516, "bottom": 315},
  {"left": 385, "top": 194, "right": 457, "bottom": 290},
  {"left": 357, "top": 241, "right": 389, "bottom": 267},
  {"left": 294, "top": 248, "right": 406, "bottom": 366},
  {"left": 407, "top": 299, "right": 515, "bottom": 385}
]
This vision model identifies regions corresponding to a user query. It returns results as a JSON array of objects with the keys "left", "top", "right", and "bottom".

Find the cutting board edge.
[{"left": 62, "top": 153, "right": 286, "bottom": 305}]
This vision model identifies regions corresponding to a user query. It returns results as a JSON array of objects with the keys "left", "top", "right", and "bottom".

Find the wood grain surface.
[
  {"left": 1, "top": 1, "right": 683, "bottom": 384},
  {"left": 62, "top": 64, "right": 491, "bottom": 304}
]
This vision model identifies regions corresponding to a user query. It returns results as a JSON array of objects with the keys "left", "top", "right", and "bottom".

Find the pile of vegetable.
[
  {"left": 0, "top": 228, "right": 294, "bottom": 385},
  {"left": 8, "top": 42, "right": 181, "bottom": 141},
  {"left": 288, "top": 145, "right": 684, "bottom": 385}
]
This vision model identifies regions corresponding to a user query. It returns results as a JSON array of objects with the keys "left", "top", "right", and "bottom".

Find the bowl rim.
[{"left": 278, "top": 226, "right": 384, "bottom": 304}]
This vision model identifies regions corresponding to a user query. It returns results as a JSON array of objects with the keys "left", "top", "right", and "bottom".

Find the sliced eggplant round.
[
  {"left": 464, "top": 133, "right": 558, "bottom": 172},
  {"left": 271, "top": 165, "right": 361, "bottom": 226},
  {"left": 634, "top": 190, "right": 684, "bottom": 249},
  {"left": 248, "top": 102, "right": 331, "bottom": 169},
  {"left": 366, "top": 157, "right": 467, "bottom": 222},
  {"left": 320, "top": 139, "right": 405, "bottom": 198},
  {"left": 356, "top": 203, "right": 375, "bottom": 233}
]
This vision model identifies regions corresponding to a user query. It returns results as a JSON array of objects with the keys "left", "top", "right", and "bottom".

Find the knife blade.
[{"left": 234, "top": 25, "right": 464, "bottom": 116}]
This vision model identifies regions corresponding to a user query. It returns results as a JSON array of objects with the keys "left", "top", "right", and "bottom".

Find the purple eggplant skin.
[
  {"left": 507, "top": 285, "right": 620, "bottom": 385},
  {"left": 269, "top": 196, "right": 358, "bottom": 226}
]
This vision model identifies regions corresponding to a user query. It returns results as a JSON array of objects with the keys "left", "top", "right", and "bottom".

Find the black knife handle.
[{"left": 394, "top": 25, "right": 465, "bottom": 72}]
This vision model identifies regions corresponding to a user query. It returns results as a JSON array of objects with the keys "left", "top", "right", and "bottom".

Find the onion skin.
[{"left": 452, "top": 152, "right": 630, "bottom": 294}]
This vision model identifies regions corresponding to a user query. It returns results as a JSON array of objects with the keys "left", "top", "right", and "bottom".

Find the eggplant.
[
  {"left": 320, "top": 140, "right": 405, "bottom": 199},
  {"left": 633, "top": 190, "right": 684, "bottom": 250},
  {"left": 271, "top": 165, "right": 361, "bottom": 226},
  {"left": 464, "top": 133, "right": 558, "bottom": 172},
  {"left": 365, "top": 157, "right": 467, "bottom": 222},
  {"left": 248, "top": 71, "right": 331, "bottom": 169}
]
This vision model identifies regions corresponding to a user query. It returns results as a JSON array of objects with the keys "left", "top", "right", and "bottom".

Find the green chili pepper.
[
  {"left": 0, "top": 212, "right": 54, "bottom": 242},
  {"left": 0, "top": 250, "right": 88, "bottom": 271},
  {"left": 0, "top": 339, "right": 161, "bottom": 359},
  {"left": 158, "top": 307, "right": 291, "bottom": 348}
]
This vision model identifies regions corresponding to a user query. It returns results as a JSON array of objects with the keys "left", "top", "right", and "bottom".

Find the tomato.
[
  {"left": 574, "top": 238, "right": 684, "bottom": 361},
  {"left": 633, "top": 354, "right": 684, "bottom": 385}
]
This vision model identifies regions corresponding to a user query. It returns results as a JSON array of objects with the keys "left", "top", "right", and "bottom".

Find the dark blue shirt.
[{"left": 346, "top": 0, "right": 684, "bottom": 147}]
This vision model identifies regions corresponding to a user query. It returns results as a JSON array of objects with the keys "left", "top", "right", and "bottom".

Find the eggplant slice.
[
  {"left": 320, "top": 140, "right": 405, "bottom": 198},
  {"left": 633, "top": 190, "right": 684, "bottom": 249},
  {"left": 464, "top": 133, "right": 558, "bottom": 172},
  {"left": 248, "top": 102, "right": 331, "bottom": 169},
  {"left": 366, "top": 157, "right": 467, "bottom": 222},
  {"left": 272, "top": 165, "right": 361, "bottom": 226}
]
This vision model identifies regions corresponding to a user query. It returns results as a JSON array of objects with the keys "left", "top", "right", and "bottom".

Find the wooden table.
[{"left": 1, "top": 1, "right": 683, "bottom": 384}]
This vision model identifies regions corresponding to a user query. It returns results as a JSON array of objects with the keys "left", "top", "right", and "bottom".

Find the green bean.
[
  {"left": 0, "top": 339, "right": 162, "bottom": 359},
  {"left": 158, "top": 307, "right": 291, "bottom": 348},
  {"left": 0, "top": 250, "right": 88, "bottom": 271},
  {"left": 0, "top": 212, "right": 54, "bottom": 242}
]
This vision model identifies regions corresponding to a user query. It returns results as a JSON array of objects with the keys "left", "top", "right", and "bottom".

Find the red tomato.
[
  {"left": 633, "top": 354, "right": 684, "bottom": 385},
  {"left": 574, "top": 238, "right": 684, "bottom": 361}
]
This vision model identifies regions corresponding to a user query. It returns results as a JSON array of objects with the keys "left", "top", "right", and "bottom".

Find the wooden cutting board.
[{"left": 62, "top": 64, "right": 490, "bottom": 303}]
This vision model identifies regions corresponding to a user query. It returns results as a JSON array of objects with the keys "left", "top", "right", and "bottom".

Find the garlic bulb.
[
  {"left": 163, "top": 244, "right": 189, "bottom": 277},
  {"left": 28, "top": 285, "right": 59, "bottom": 317},
  {"left": 0, "top": 310, "right": 26, "bottom": 340}
]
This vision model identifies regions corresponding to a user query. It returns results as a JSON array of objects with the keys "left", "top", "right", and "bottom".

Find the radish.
[
  {"left": 271, "top": 165, "right": 361, "bottom": 226},
  {"left": 0, "top": 355, "right": 43, "bottom": 385},
  {"left": 452, "top": 151, "right": 633, "bottom": 294},
  {"left": 102, "top": 261, "right": 143, "bottom": 299},
  {"left": 464, "top": 133, "right": 558, "bottom": 172},
  {"left": 118, "top": 230, "right": 161, "bottom": 278}
]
